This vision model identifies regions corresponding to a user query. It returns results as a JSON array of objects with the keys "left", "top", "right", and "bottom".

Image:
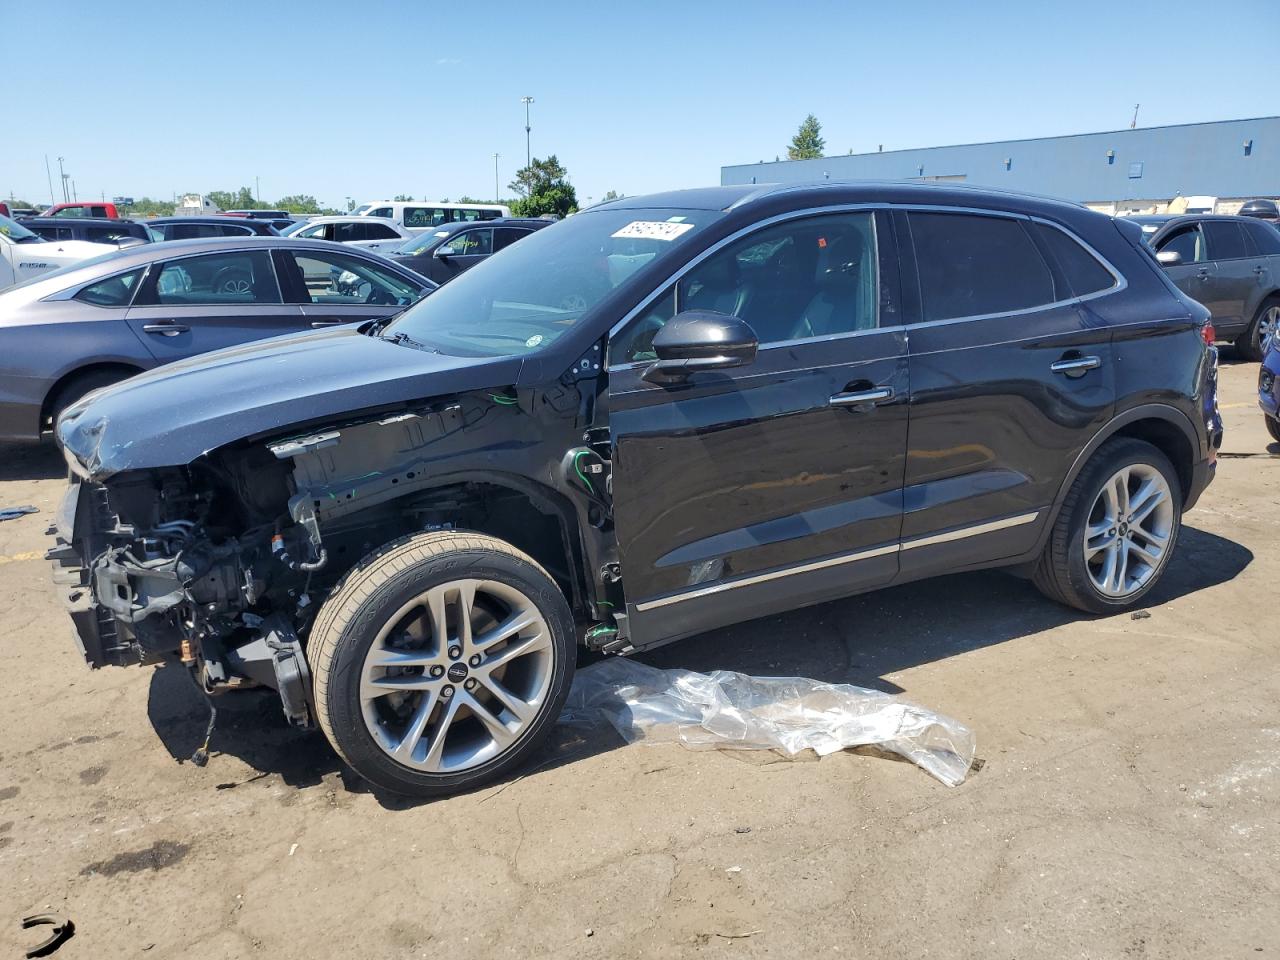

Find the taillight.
[{"left": 1201, "top": 322, "right": 1216, "bottom": 346}]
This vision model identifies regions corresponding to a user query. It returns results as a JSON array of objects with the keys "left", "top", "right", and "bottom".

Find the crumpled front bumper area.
[{"left": 46, "top": 482, "right": 124, "bottom": 668}]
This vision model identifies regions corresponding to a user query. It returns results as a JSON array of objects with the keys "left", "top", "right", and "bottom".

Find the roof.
[
  {"left": 722, "top": 116, "right": 1280, "bottom": 203},
  {"left": 18, "top": 216, "right": 143, "bottom": 227},
  {"left": 300, "top": 215, "right": 401, "bottom": 225}
]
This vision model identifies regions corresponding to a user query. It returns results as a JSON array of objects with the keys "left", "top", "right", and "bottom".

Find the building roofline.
[{"left": 727, "top": 115, "right": 1280, "bottom": 168}]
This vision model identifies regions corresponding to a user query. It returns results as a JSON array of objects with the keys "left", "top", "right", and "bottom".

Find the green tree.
[
  {"left": 205, "top": 187, "right": 261, "bottom": 211},
  {"left": 275, "top": 194, "right": 324, "bottom": 214},
  {"left": 393, "top": 194, "right": 415, "bottom": 202},
  {"left": 508, "top": 155, "right": 577, "bottom": 218},
  {"left": 787, "top": 114, "right": 826, "bottom": 160},
  {"left": 602, "top": 189, "right": 622, "bottom": 202}
]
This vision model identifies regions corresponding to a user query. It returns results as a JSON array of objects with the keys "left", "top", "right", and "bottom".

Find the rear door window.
[
  {"left": 364, "top": 222, "right": 401, "bottom": 240},
  {"left": 148, "top": 250, "right": 281, "bottom": 304},
  {"left": 908, "top": 212, "right": 1055, "bottom": 321},
  {"left": 333, "top": 222, "right": 367, "bottom": 243},
  {"left": 1033, "top": 222, "right": 1116, "bottom": 296},
  {"left": 74, "top": 268, "right": 145, "bottom": 307},
  {"left": 1241, "top": 220, "right": 1280, "bottom": 256},
  {"left": 1202, "top": 221, "right": 1250, "bottom": 260}
]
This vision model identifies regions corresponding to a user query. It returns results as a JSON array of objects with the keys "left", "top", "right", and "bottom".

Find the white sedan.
[
  {"left": 1, "top": 215, "right": 123, "bottom": 291},
  {"left": 283, "top": 216, "right": 411, "bottom": 255}
]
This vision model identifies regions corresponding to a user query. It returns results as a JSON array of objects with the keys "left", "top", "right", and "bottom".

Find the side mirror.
[
  {"left": 434, "top": 245, "right": 454, "bottom": 260},
  {"left": 641, "top": 310, "right": 758, "bottom": 384},
  {"left": 1156, "top": 249, "right": 1183, "bottom": 266}
]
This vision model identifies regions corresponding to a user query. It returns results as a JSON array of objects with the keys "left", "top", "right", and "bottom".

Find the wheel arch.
[
  {"left": 40, "top": 361, "right": 148, "bottom": 431},
  {"left": 1042, "top": 404, "right": 1199, "bottom": 540}
]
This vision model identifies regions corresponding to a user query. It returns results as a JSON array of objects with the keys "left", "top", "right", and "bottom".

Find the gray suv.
[
  {"left": 1129, "top": 214, "right": 1280, "bottom": 359},
  {"left": 0, "top": 237, "right": 433, "bottom": 441}
]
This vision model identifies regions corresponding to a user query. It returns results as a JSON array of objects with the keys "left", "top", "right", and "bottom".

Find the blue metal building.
[{"left": 721, "top": 117, "right": 1279, "bottom": 213}]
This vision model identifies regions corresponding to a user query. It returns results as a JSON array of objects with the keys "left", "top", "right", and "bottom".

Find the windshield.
[
  {"left": 0, "top": 214, "right": 41, "bottom": 243},
  {"left": 279, "top": 220, "right": 311, "bottom": 236},
  {"left": 395, "top": 229, "right": 451, "bottom": 255},
  {"left": 384, "top": 207, "right": 721, "bottom": 356}
]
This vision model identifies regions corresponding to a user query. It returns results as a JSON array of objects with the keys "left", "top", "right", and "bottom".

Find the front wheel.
[
  {"left": 310, "top": 531, "right": 576, "bottom": 797},
  {"left": 1266, "top": 415, "right": 1280, "bottom": 445},
  {"left": 1033, "top": 438, "right": 1182, "bottom": 613}
]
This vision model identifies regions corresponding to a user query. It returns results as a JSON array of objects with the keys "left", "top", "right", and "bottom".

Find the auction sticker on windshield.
[{"left": 611, "top": 221, "right": 696, "bottom": 242}]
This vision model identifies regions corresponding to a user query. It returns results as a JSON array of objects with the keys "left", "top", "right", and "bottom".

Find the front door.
[
  {"left": 895, "top": 209, "right": 1115, "bottom": 579},
  {"left": 125, "top": 248, "right": 304, "bottom": 361},
  {"left": 429, "top": 228, "right": 493, "bottom": 284},
  {"left": 607, "top": 210, "right": 909, "bottom": 650},
  {"left": 1153, "top": 222, "right": 1218, "bottom": 318}
]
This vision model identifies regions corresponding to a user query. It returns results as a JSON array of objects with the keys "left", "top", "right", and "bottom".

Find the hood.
[
  {"left": 58, "top": 325, "right": 523, "bottom": 479},
  {"left": 34, "top": 240, "right": 119, "bottom": 263}
]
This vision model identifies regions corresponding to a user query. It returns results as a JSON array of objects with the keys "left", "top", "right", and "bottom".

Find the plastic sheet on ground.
[{"left": 560, "top": 658, "right": 977, "bottom": 786}]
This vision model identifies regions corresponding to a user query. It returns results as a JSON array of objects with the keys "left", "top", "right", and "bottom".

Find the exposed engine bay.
[{"left": 49, "top": 390, "right": 620, "bottom": 731}]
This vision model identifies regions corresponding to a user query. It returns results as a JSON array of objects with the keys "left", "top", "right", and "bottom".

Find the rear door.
[
  {"left": 1239, "top": 219, "right": 1280, "bottom": 329},
  {"left": 897, "top": 209, "right": 1115, "bottom": 579},
  {"left": 1200, "top": 219, "right": 1255, "bottom": 334},
  {"left": 608, "top": 209, "right": 909, "bottom": 649},
  {"left": 125, "top": 248, "right": 304, "bottom": 361},
  {"left": 274, "top": 247, "right": 427, "bottom": 328}
]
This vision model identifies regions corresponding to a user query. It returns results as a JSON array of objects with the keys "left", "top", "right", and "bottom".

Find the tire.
[
  {"left": 1033, "top": 438, "right": 1182, "bottom": 614},
  {"left": 45, "top": 368, "right": 136, "bottom": 433},
  {"left": 310, "top": 531, "right": 575, "bottom": 797},
  {"left": 1234, "top": 297, "right": 1280, "bottom": 362},
  {"left": 1266, "top": 415, "right": 1280, "bottom": 445}
]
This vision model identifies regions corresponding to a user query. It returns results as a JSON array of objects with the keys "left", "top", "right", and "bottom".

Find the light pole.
[
  {"left": 255, "top": 176, "right": 260, "bottom": 203},
  {"left": 345, "top": 196, "right": 352, "bottom": 213},
  {"left": 57, "top": 156, "right": 68, "bottom": 203},
  {"left": 520, "top": 96, "right": 534, "bottom": 170},
  {"left": 493, "top": 153, "right": 500, "bottom": 202}
]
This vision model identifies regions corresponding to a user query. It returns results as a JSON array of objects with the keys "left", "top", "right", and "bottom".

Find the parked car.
[
  {"left": 0, "top": 237, "right": 433, "bottom": 440},
  {"left": 286, "top": 215, "right": 411, "bottom": 254},
  {"left": 1238, "top": 199, "right": 1280, "bottom": 223},
  {"left": 1261, "top": 339, "right": 1280, "bottom": 443},
  {"left": 48, "top": 183, "right": 1222, "bottom": 797},
  {"left": 224, "top": 210, "right": 300, "bottom": 232},
  {"left": 1131, "top": 214, "right": 1280, "bottom": 359},
  {"left": 144, "top": 217, "right": 280, "bottom": 240},
  {"left": 353, "top": 200, "right": 511, "bottom": 230},
  {"left": 40, "top": 201, "right": 121, "bottom": 219},
  {"left": 389, "top": 218, "right": 551, "bottom": 284},
  {"left": 18, "top": 216, "right": 152, "bottom": 247},
  {"left": 0, "top": 214, "right": 123, "bottom": 290}
]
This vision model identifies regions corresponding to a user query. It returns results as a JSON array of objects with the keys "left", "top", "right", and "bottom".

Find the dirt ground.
[{"left": 0, "top": 357, "right": 1276, "bottom": 960}]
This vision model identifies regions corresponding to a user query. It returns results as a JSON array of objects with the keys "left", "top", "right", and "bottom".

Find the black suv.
[
  {"left": 50, "top": 182, "right": 1221, "bottom": 797},
  {"left": 144, "top": 217, "right": 281, "bottom": 240},
  {"left": 18, "top": 216, "right": 152, "bottom": 246},
  {"left": 389, "top": 218, "right": 552, "bottom": 285}
]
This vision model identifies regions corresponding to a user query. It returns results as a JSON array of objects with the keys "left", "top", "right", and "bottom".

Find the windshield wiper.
[{"left": 384, "top": 330, "right": 440, "bottom": 353}]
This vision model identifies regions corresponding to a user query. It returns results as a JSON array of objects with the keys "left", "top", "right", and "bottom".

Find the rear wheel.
[
  {"left": 1235, "top": 298, "right": 1280, "bottom": 362},
  {"left": 310, "top": 531, "right": 575, "bottom": 797},
  {"left": 1034, "top": 438, "right": 1182, "bottom": 613}
]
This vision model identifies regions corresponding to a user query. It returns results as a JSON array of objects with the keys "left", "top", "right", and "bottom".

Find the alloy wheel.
[
  {"left": 358, "top": 579, "right": 553, "bottom": 773},
  {"left": 1260, "top": 305, "right": 1280, "bottom": 354},
  {"left": 1083, "top": 464, "right": 1175, "bottom": 599}
]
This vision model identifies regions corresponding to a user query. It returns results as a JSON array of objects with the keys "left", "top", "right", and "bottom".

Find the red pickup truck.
[{"left": 38, "top": 202, "right": 121, "bottom": 219}]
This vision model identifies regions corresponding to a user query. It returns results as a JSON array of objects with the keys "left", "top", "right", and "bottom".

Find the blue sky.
[{"left": 5, "top": 0, "right": 1277, "bottom": 208}]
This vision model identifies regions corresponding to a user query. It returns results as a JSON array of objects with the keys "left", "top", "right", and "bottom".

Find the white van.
[{"left": 352, "top": 200, "right": 511, "bottom": 233}]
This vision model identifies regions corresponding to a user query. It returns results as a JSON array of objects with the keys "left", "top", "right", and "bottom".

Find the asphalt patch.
[{"left": 80, "top": 840, "right": 191, "bottom": 876}]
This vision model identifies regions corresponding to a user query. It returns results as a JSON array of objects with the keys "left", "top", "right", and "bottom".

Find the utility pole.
[
  {"left": 72, "top": 180, "right": 77, "bottom": 202},
  {"left": 493, "top": 153, "right": 500, "bottom": 202},
  {"left": 521, "top": 96, "right": 534, "bottom": 170},
  {"left": 1130, "top": 104, "right": 1140, "bottom": 129},
  {"left": 57, "top": 156, "right": 69, "bottom": 202},
  {"left": 255, "top": 176, "right": 260, "bottom": 203},
  {"left": 44, "top": 155, "right": 55, "bottom": 205}
]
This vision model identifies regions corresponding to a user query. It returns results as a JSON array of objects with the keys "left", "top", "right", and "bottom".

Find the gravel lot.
[{"left": 1, "top": 357, "right": 1276, "bottom": 960}]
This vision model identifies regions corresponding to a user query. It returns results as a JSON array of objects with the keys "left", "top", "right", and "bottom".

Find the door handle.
[
  {"left": 1196, "top": 267, "right": 1211, "bottom": 280},
  {"left": 829, "top": 386, "right": 894, "bottom": 408},
  {"left": 142, "top": 322, "right": 189, "bottom": 337},
  {"left": 1050, "top": 355, "right": 1101, "bottom": 375}
]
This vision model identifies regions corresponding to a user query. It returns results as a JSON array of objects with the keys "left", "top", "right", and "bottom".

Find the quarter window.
[
  {"left": 1202, "top": 221, "right": 1249, "bottom": 260},
  {"left": 1033, "top": 223, "right": 1116, "bottom": 297},
  {"left": 149, "top": 250, "right": 280, "bottom": 305},
  {"left": 74, "top": 268, "right": 145, "bottom": 307},
  {"left": 908, "top": 212, "right": 1054, "bottom": 321}
]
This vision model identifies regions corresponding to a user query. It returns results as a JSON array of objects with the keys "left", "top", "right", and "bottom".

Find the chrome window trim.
[
  {"left": 634, "top": 510, "right": 1040, "bottom": 612},
  {"left": 605, "top": 203, "right": 1129, "bottom": 372}
]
